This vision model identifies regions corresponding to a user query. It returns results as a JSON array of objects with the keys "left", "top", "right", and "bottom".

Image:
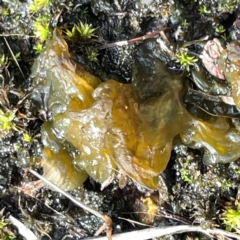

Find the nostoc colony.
[{"left": 31, "top": 31, "right": 240, "bottom": 190}]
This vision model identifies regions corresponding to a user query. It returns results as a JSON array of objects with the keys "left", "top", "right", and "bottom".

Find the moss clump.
[
  {"left": 66, "top": 21, "right": 97, "bottom": 41},
  {"left": 175, "top": 51, "right": 198, "bottom": 71},
  {"left": 222, "top": 205, "right": 240, "bottom": 233},
  {"left": 29, "top": 0, "right": 51, "bottom": 13}
]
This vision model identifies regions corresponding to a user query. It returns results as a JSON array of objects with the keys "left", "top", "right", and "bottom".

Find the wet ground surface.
[{"left": 1, "top": 0, "right": 240, "bottom": 239}]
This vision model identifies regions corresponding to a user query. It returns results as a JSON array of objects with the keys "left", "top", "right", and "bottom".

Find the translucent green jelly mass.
[{"left": 31, "top": 32, "right": 240, "bottom": 190}]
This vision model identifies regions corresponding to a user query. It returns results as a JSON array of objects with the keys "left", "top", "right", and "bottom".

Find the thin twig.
[
  {"left": 84, "top": 225, "right": 240, "bottom": 240},
  {"left": 9, "top": 215, "right": 38, "bottom": 240},
  {"left": 182, "top": 35, "right": 210, "bottom": 48},
  {"left": 117, "top": 217, "right": 152, "bottom": 227},
  {"left": 3, "top": 37, "right": 25, "bottom": 78},
  {"left": 188, "top": 88, "right": 236, "bottom": 106},
  {"left": 97, "top": 27, "right": 174, "bottom": 50},
  {"left": 0, "top": 34, "right": 35, "bottom": 37},
  {"left": 158, "top": 209, "right": 192, "bottom": 225}
]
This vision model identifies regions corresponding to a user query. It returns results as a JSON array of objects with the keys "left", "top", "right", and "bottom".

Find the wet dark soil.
[{"left": 1, "top": 0, "right": 240, "bottom": 239}]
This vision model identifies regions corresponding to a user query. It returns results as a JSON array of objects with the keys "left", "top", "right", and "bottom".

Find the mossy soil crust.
[{"left": 1, "top": 0, "right": 240, "bottom": 239}]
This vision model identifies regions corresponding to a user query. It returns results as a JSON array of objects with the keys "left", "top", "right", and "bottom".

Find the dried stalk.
[
  {"left": 97, "top": 28, "right": 173, "bottom": 50},
  {"left": 9, "top": 215, "right": 38, "bottom": 240},
  {"left": 84, "top": 225, "right": 240, "bottom": 240}
]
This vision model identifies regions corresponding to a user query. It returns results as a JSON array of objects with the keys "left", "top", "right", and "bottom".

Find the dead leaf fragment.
[{"left": 201, "top": 38, "right": 225, "bottom": 80}]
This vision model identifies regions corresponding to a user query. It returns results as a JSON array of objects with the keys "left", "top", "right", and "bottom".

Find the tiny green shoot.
[
  {"left": 0, "top": 217, "right": 15, "bottom": 240},
  {"left": 9, "top": 52, "right": 21, "bottom": 62},
  {"left": 15, "top": 15, "right": 20, "bottom": 21},
  {"left": 87, "top": 49, "right": 99, "bottom": 62},
  {"left": 221, "top": 33, "right": 228, "bottom": 42},
  {"left": 0, "top": 218, "right": 7, "bottom": 229},
  {"left": 182, "top": 19, "right": 189, "bottom": 27},
  {"left": 216, "top": 25, "right": 226, "bottom": 34},
  {"left": 75, "top": 21, "right": 97, "bottom": 41},
  {"left": 0, "top": 110, "right": 16, "bottom": 133},
  {"left": 23, "top": 133, "right": 32, "bottom": 143},
  {"left": 29, "top": 0, "right": 51, "bottom": 13},
  {"left": 222, "top": 205, "right": 240, "bottom": 232},
  {"left": 33, "top": 16, "right": 50, "bottom": 42},
  {"left": 81, "top": 7, "right": 89, "bottom": 19},
  {"left": 221, "top": 179, "right": 232, "bottom": 189},
  {"left": 180, "top": 167, "right": 194, "bottom": 183},
  {"left": 0, "top": 54, "right": 8, "bottom": 67},
  {"left": 224, "top": 0, "right": 237, "bottom": 12},
  {"left": 2, "top": 8, "right": 9, "bottom": 16},
  {"left": 199, "top": 5, "right": 211, "bottom": 15},
  {"left": 217, "top": 3, "right": 223, "bottom": 11},
  {"left": 33, "top": 43, "right": 45, "bottom": 53},
  {"left": 175, "top": 51, "right": 198, "bottom": 71},
  {"left": 65, "top": 25, "right": 77, "bottom": 39}
]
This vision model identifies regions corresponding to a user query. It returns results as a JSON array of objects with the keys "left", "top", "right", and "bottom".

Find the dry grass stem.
[
  {"left": 83, "top": 225, "right": 240, "bottom": 240},
  {"left": 3, "top": 37, "right": 25, "bottom": 78},
  {"left": 9, "top": 215, "right": 38, "bottom": 240}
]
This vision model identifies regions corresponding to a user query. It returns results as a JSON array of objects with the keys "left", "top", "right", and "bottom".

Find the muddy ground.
[{"left": 0, "top": 0, "right": 240, "bottom": 239}]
